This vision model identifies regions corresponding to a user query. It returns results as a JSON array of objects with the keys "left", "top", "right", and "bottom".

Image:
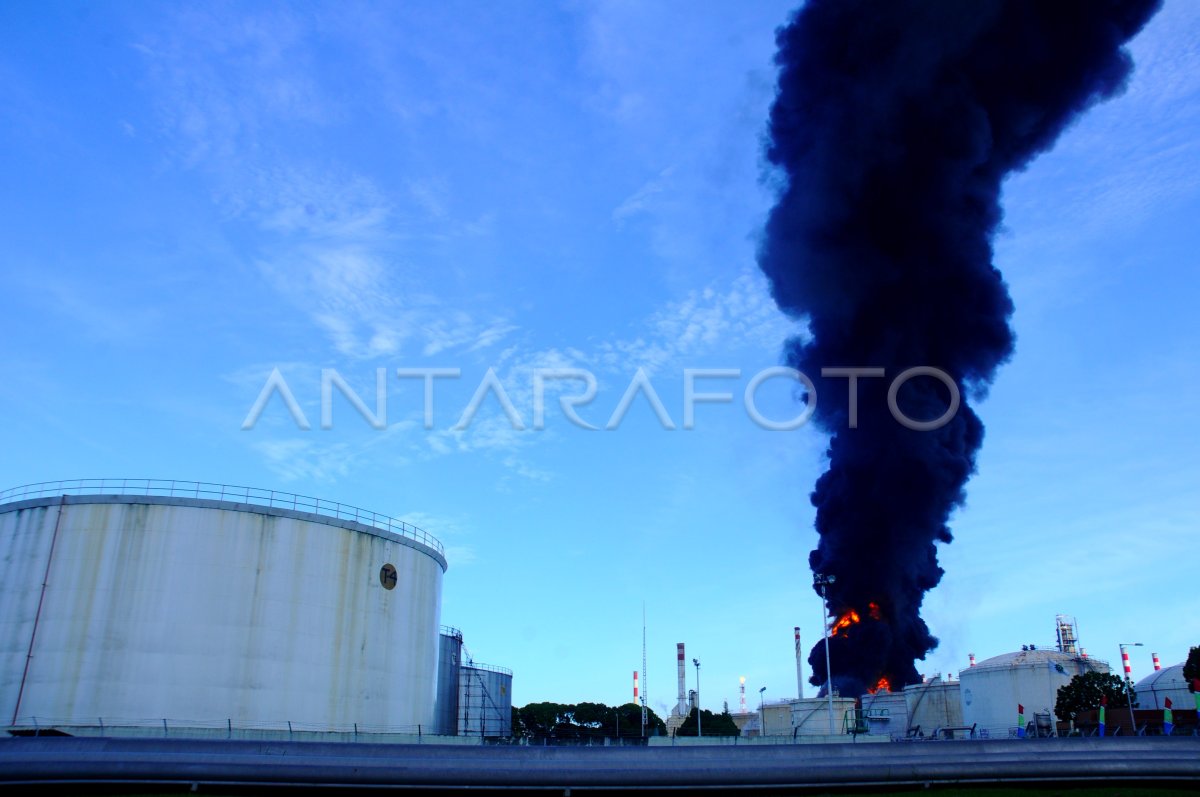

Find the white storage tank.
[
  {"left": 435, "top": 627, "right": 465, "bottom": 735},
  {"left": 1134, "top": 663, "right": 1191, "bottom": 710},
  {"left": 905, "top": 679, "right": 963, "bottom": 735},
  {"left": 0, "top": 480, "right": 446, "bottom": 733},
  {"left": 458, "top": 662, "right": 512, "bottom": 737},
  {"left": 788, "top": 696, "right": 856, "bottom": 736},
  {"left": 859, "top": 689, "right": 909, "bottom": 739},
  {"left": 957, "top": 648, "right": 1107, "bottom": 739}
]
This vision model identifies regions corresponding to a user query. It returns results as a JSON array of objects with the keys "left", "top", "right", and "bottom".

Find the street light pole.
[
  {"left": 814, "top": 573, "right": 837, "bottom": 735},
  {"left": 693, "top": 658, "right": 702, "bottom": 737},
  {"left": 1118, "top": 642, "right": 1143, "bottom": 735},
  {"left": 759, "top": 686, "right": 767, "bottom": 736}
]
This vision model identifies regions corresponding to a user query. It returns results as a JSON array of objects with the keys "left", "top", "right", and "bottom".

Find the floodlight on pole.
[
  {"left": 693, "top": 658, "right": 701, "bottom": 737},
  {"left": 814, "top": 573, "right": 837, "bottom": 734}
]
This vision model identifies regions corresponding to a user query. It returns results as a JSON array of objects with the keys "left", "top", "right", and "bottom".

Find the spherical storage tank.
[
  {"left": 0, "top": 480, "right": 446, "bottom": 732},
  {"left": 958, "top": 648, "right": 1107, "bottom": 738}
]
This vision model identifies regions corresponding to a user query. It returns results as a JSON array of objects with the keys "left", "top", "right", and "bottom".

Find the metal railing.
[
  {"left": 462, "top": 661, "right": 513, "bottom": 677},
  {"left": 0, "top": 478, "right": 443, "bottom": 557}
]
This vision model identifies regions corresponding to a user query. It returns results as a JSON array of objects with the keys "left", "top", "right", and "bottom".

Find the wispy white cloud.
[
  {"left": 251, "top": 438, "right": 354, "bottom": 483},
  {"left": 595, "top": 269, "right": 794, "bottom": 374},
  {"left": 410, "top": 270, "right": 795, "bottom": 467},
  {"left": 1002, "top": 2, "right": 1200, "bottom": 243},
  {"left": 396, "top": 510, "right": 478, "bottom": 567},
  {"left": 134, "top": 8, "right": 518, "bottom": 364},
  {"left": 133, "top": 5, "right": 333, "bottom": 169},
  {"left": 612, "top": 166, "right": 674, "bottom": 224},
  {"left": 8, "top": 272, "right": 164, "bottom": 345}
]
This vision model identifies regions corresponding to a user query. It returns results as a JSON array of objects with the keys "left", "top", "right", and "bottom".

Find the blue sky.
[{"left": 1, "top": 1, "right": 1198, "bottom": 717}]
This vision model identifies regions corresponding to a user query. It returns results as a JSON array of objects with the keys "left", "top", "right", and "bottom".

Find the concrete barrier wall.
[{"left": 3, "top": 736, "right": 1198, "bottom": 790}]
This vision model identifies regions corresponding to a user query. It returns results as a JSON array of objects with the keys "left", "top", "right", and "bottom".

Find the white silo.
[
  {"left": 458, "top": 662, "right": 513, "bottom": 737},
  {"left": 435, "top": 627, "right": 464, "bottom": 735},
  {"left": 0, "top": 480, "right": 446, "bottom": 733},
  {"left": 1134, "top": 663, "right": 1191, "bottom": 710},
  {"left": 858, "top": 689, "right": 909, "bottom": 739},
  {"left": 957, "top": 647, "right": 1107, "bottom": 738},
  {"left": 905, "top": 679, "right": 963, "bottom": 735},
  {"left": 858, "top": 679, "right": 962, "bottom": 739}
]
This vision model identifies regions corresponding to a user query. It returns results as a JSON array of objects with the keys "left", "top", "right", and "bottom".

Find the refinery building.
[{"left": 718, "top": 616, "right": 1194, "bottom": 741}]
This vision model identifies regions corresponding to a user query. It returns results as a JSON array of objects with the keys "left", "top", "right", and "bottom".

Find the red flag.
[
  {"left": 1192, "top": 679, "right": 1200, "bottom": 693},
  {"left": 1018, "top": 703, "right": 1024, "bottom": 713},
  {"left": 1165, "top": 697, "right": 1172, "bottom": 709},
  {"left": 1101, "top": 695, "right": 1108, "bottom": 706}
]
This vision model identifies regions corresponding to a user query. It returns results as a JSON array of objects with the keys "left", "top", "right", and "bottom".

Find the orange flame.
[
  {"left": 868, "top": 677, "right": 892, "bottom": 694},
  {"left": 829, "top": 609, "right": 861, "bottom": 637}
]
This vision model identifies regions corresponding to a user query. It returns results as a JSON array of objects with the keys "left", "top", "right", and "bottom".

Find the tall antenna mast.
[{"left": 641, "top": 602, "right": 648, "bottom": 735}]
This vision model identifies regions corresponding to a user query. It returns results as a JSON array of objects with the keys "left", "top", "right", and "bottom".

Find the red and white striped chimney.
[
  {"left": 1152, "top": 652, "right": 1161, "bottom": 671},
  {"left": 633, "top": 670, "right": 639, "bottom": 703},
  {"left": 794, "top": 626, "right": 804, "bottom": 699},
  {"left": 968, "top": 652, "right": 976, "bottom": 667},
  {"left": 1081, "top": 648, "right": 1088, "bottom": 659},
  {"left": 1122, "top": 647, "right": 1133, "bottom": 679}
]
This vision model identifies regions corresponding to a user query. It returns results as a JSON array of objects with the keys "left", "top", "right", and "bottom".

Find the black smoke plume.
[{"left": 757, "top": 0, "right": 1160, "bottom": 697}]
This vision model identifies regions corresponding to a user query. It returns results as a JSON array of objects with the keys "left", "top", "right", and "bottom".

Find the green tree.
[
  {"left": 517, "top": 702, "right": 569, "bottom": 737},
  {"left": 1054, "top": 671, "right": 1133, "bottom": 723},
  {"left": 675, "top": 707, "right": 741, "bottom": 737},
  {"left": 610, "top": 702, "right": 666, "bottom": 738},
  {"left": 1183, "top": 646, "right": 1200, "bottom": 691},
  {"left": 511, "top": 706, "right": 526, "bottom": 739}
]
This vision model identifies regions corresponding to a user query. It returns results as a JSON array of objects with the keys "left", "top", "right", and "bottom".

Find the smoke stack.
[
  {"left": 633, "top": 670, "right": 639, "bottom": 704},
  {"left": 1153, "top": 653, "right": 1161, "bottom": 671},
  {"left": 739, "top": 676, "right": 747, "bottom": 713},
  {"left": 1122, "top": 648, "right": 1133, "bottom": 680},
  {"left": 757, "top": 0, "right": 1160, "bottom": 698},
  {"left": 1081, "top": 648, "right": 1088, "bottom": 660},
  {"left": 794, "top": 626, "right": 804, "bottom": 699},
  {"left": 969, "top": 653, "right": 976, "bottom": 667},
  {"left": 676, "top": 643, "right": 687, "bottom": 716}
]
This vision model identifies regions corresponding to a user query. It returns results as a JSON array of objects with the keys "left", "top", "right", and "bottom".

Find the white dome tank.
[
  {"left": 957, "top": 648, "right": 1108, "bottom": 739},
  {"left": 0, "top": 480, "right": 446, "bottom": 733},
  {"left": 1133, "top": 663, "right": 1191, "bottom": 710}
]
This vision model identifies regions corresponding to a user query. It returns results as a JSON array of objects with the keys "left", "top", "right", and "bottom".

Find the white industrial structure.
[
  {"left": 860, "top": 677, "right": 964, "bottom": 739},
  {"left": 1133, "top": 663, "right": 1191, "bottom": 711},
  {"left": 0, "top": 479, "right": 508, "bottom": 737},
  {"left": 958, "top": 647, "right": 1108, "bottom": 738}
]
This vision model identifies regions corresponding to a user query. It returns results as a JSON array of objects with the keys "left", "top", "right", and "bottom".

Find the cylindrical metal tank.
[
  {"left": 957, "top": 649, "right": 1107, "bottom": 739},
  {"left": 788, "top": 696, "right": 856, "bottom": 735},
  {"left": 1133, "top": 663, "right": 1190, "bottom": 710},
  {"left": 905, "top": 680, "right": 963, "bottom": 735},
  {"left": 858, "top": 689, "right": 908, "bottom": 739},
  {"left": 0, "top": 480, "right": 446, "bottom": 732},
  {"left": 457, "top": 663, "right": 512, "bottom": 737},
  {"left": 434, "top": 627, "right": 463, "bottom": 735}
]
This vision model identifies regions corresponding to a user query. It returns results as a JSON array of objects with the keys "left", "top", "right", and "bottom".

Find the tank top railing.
[{"left": 0, "top": 478, "right": 443, "bottom": 557}]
